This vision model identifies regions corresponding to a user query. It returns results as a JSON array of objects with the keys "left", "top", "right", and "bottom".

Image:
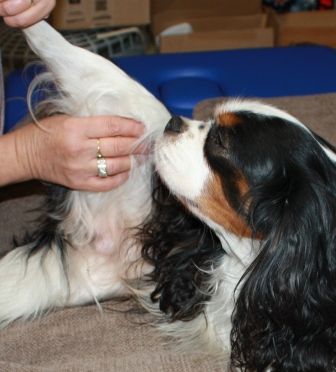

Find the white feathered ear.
[{"left": 23, "top": 21, "right": 170, "bottom": 125}]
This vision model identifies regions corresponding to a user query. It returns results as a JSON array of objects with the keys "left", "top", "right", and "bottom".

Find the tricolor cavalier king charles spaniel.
[{"left": 0, "top": 22, "right": 335, "bottom": 371}]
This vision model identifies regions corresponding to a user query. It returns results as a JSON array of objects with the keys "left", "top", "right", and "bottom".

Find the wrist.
[{"left": 0, "top": 125, "right": 37, "bottom": 187}]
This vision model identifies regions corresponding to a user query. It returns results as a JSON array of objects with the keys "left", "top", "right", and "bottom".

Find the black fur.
[
  {"left": 219, "top": 113, "right": 336, "bottom": 371},
  {"left": 138, "top": 176, "right": 224, "bottom": 321},
  {"left": 20, "top": 184, "right": 70, "bottom": 267}
]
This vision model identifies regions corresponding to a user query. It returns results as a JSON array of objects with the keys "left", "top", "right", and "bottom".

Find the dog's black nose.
[{"left": 164, "top": 116, "right": 185, "bottom": 134}]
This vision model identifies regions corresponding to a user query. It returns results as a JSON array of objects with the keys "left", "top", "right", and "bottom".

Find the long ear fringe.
[
  {"left": 230, "top": 162, "right": 336, "bottom": 371},
  {"left": 136, "top": 175, "right": 224, "bottom": 321}
]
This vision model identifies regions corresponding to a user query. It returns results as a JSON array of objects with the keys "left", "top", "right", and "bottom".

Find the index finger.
[{"left": 84, "top": 116, "right": 145, "bottom": 139}]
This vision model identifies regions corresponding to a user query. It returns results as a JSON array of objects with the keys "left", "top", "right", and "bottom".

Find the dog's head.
[
  {"left": 154, "top": 100, "right": 336, "bottom": 370},
  {"left": 155, "top": 100, "right": 336, "bottom": 239}
]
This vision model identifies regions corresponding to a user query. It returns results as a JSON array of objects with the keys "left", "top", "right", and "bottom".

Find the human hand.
[
  {"left": 15, "top": 115, "right": 146, "bottom": 191},
  {"left": 0, "top": 0, "right": 55, "bottom": 28}
]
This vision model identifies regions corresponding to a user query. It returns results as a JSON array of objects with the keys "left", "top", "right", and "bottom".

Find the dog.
[
  {"left": 0, "top": 21, "right": 335, "bottom": 371},
  {"left": 151, "top": 105, "right": 336, "bottom": 371}
]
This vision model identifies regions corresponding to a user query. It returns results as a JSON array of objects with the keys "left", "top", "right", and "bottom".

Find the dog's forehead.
[
  {"left": 213, "top": 100, "right": 336, "bottom": 163},
  {"left": 214, "top": 100, "right": 305, "bottom": 128}
]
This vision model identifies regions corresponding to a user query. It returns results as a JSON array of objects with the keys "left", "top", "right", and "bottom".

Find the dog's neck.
[{"left": 187, "top": 203, "right": 258, "bottom": 269}]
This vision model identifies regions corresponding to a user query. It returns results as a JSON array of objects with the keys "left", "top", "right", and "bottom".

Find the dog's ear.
[
  {"left": 138, "top": 176, "right": 224, "bottom": 321},
  {"left": 230, "top": 158, "right": 336, "bottom": 371}
]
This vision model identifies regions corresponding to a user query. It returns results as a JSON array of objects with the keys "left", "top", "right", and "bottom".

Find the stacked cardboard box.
[
  {"left": 51, "top": 1, "right": 336, "bottom": 52},
  {"left": 151, "top": 0, "right": 274, "bottom": 53},
  {"left": 51, "top": 0, "right": 150, "bottom": 30},
  {"left": 268, "top": 10, "right": 336, "bottom": 47}
]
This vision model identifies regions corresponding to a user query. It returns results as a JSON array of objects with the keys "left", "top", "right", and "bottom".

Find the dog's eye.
[
  {"left": 208, "top": 126, "right": 227, "bottom": 148},
  {"left": 215, "top": 132, "right": 226, "bottom": 147}
]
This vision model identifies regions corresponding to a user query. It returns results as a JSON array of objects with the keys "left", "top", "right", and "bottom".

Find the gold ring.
[{"left": 97, "top": 139, "right": 103, "bottom": 159}]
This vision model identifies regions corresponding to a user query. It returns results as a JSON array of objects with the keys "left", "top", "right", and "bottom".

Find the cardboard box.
[
  {"left": 160, "top": 15, "right": 274, "bottom": 53},
  {"left": 269, "top": 10, "right": 336, "bottom": 47},
  {"left": 152, "top": 0, "right": 274, "bottom": 53},
  {"left": 152, "top": 0, "right": 262, "bottom": 19},
  {"left": 51, "top": 0, "right": 150, "bottom": 30}
]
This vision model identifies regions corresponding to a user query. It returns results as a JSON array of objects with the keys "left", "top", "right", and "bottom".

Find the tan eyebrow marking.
[{"left": 217, "top": 112, "right": 240, "bottom": 128}]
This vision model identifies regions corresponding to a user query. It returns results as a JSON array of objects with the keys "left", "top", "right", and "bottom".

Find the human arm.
[{"left": 0, "top": 115, "right": 145, "bottom": 191}]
